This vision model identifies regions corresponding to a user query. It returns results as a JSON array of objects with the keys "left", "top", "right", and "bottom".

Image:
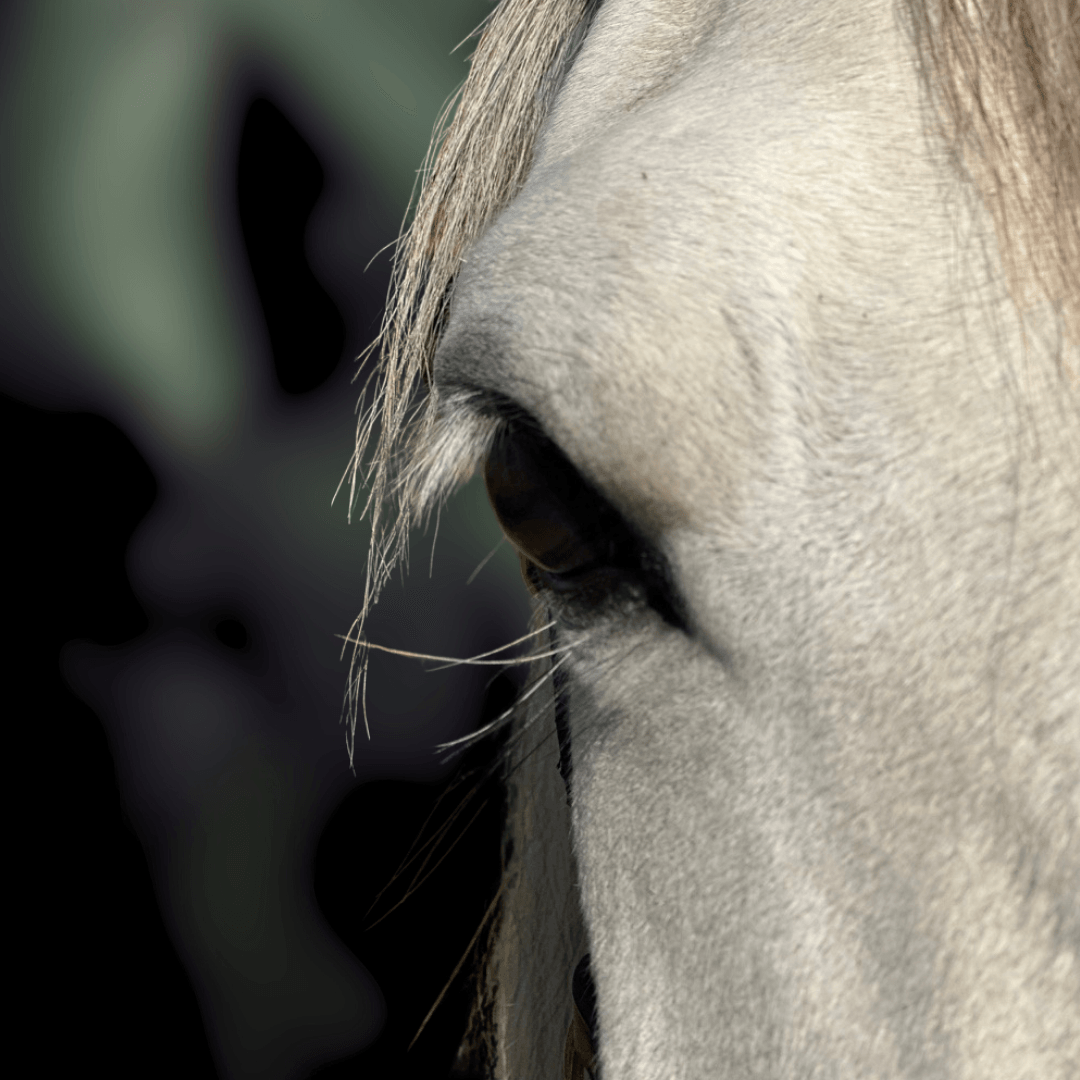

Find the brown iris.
[{"left": 483, "top": 425, "right": 611, "bottom": 581}]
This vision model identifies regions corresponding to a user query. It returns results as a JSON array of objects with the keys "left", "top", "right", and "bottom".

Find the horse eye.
[
  {"left": 483, "top": 425, "right": 615, "bottom": 580},
  {"left": 483, "top": 421, "right": 688, "bottom": 629}
]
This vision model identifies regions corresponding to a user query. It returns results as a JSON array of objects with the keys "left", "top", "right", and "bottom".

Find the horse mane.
[
  {"left": 338, "top": 0, "right": 1079, "bottom": 1070},
  {"left": 910, "top": 0, "right": 1080, "bottom": 366}
]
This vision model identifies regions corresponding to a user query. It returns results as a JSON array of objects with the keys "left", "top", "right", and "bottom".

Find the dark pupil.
[{"left": 483, "top": 426, "right": 610, "bottom": 576}]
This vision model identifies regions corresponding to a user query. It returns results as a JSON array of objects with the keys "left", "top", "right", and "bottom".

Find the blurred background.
[{"left": 0, "top": 2, "right": 533, "bottom": 1076}]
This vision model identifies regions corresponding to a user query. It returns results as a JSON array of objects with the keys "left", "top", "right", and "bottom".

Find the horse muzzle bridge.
[{"left": 548, "top": 617, "right": 600, "bottom": 1079}]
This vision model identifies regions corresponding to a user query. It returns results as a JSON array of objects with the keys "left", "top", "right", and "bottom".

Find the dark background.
[{"left": 2, "top": 4, "right": 526, "bottom": 1077}]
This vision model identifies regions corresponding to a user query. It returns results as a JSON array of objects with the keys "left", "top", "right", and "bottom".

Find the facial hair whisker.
[{"left": 435, "top": 653, "right": 574, "bottom": 756}]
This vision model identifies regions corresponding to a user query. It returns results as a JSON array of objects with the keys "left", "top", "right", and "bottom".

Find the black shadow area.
[
  {"left": 236, "top": 96, "right": 347, "bottom": 396},
  {"left": 311, "top": 676, "right": 514, "bottom": 1080},
  {"left": 5, "top": 393, "right": 219, "bottom": 1078}
]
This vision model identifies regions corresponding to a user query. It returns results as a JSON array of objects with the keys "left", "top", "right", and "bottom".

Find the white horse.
[{"left": 345, "top": 0, "right": 1079, "bottom": 1076}]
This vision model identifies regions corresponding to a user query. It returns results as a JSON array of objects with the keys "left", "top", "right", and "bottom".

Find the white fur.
[
  {"left": 425, "top": 4, "right": 1075, "bottom": 1075},
  {"left": 366, "top": 1, "right": 1080, "bottom": 1076}
]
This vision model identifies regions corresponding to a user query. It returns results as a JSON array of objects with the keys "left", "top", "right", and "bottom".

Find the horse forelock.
[{"left": 339, "top": 0, "right": 598, "bottom": 760}]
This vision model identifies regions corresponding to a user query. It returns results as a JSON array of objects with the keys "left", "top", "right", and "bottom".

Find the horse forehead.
[
  {"left": 534, "top": 0, "right": 904, "bottom": 167},
  {"left": 438, "top": 2, "right": 932, "bottom": 537},
  {"left": 441, "top": 162, "right": 764, "bottom": 539}
]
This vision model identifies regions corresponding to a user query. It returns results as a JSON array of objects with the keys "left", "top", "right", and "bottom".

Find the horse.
[{"left": 343, "top": 0, "right": 1079, "bottom": 1076}]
